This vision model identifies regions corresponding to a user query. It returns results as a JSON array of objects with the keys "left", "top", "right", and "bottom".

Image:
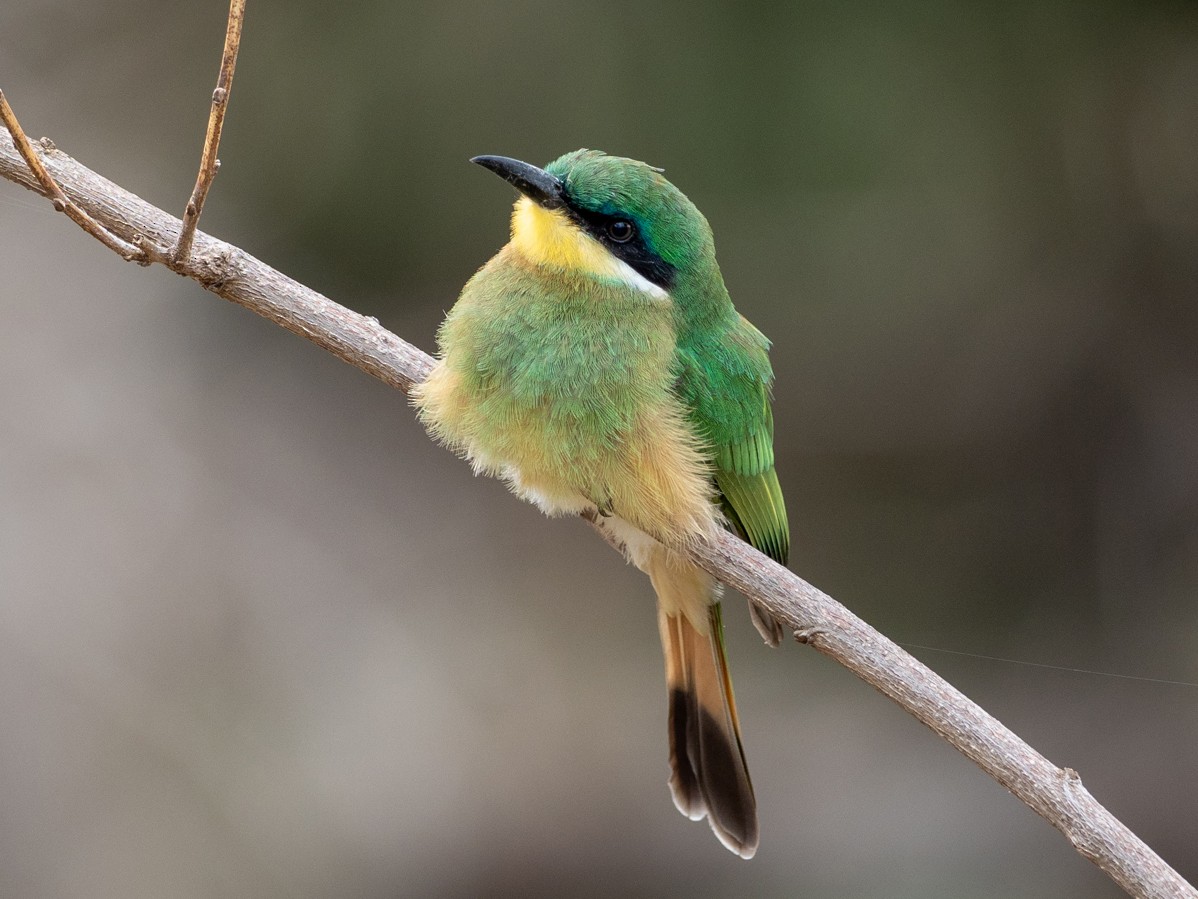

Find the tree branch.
[{"left": 0, "top": 129, "right": 1192, "bottom": 899}]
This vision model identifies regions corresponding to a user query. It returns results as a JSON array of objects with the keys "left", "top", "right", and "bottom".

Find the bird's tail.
[{"left": 646, "top": 549, "right": 758, "bottom": 859}]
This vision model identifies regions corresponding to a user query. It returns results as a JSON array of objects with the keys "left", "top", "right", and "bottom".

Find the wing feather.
[{"left": 675, "top": 314, "right": 790, "bottom": 644}]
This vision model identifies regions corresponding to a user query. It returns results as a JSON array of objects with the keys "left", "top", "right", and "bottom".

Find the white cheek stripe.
[{"left": 609, "top": 255, "right": 670, "bottom": 301}]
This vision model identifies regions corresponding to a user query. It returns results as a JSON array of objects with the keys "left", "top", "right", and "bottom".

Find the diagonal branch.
[{"left": 0, "top": 131, "right": 1193, "bottom": 899}]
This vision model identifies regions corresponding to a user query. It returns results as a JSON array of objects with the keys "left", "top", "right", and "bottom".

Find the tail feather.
[{"left": 656, "top": 588, "right": 758, "bottom": 858}]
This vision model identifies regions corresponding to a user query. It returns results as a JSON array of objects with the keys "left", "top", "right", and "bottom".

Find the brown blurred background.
[{"left": 2, "top": 1, "right": 1196, "bottom": 896}]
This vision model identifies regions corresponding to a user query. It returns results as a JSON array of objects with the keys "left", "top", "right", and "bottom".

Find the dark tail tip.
[{"left": 668, "top": 687, "right": 759, "bottom": 858}]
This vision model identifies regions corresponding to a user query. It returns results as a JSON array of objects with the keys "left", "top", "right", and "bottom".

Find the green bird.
[{"left": 414, "top": 150, "right": 788, "bottom": 858}]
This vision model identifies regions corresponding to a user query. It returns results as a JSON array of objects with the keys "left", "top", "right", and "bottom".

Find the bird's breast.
[{"left": 413, "top": 249, "right": 716, "bottom": 542}]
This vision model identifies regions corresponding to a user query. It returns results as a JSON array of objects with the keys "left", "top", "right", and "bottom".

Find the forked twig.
[
  {"left": 0, "top": 89, "right": 147, "bottom": 263},
  {"left": 0, "top": 0, "right": 247, "bottom": 271},
  {"left": 172, "top": 0, "right": 246, "bottom": 264}
]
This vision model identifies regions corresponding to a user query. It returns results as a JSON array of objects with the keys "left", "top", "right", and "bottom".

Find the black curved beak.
[{"left": 471, "top": 155, "right": 565, "bottom": 210}]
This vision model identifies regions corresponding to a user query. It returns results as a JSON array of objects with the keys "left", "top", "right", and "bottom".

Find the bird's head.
[{"left": 471, "top": 150, "right": 718, "bottom": 301}]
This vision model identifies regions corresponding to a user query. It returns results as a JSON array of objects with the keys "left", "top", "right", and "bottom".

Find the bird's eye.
[{"left": 607, "top": 220, "right": 634, "bottom": 243}]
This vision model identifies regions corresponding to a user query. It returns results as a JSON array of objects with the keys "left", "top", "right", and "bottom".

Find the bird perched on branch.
[{"left": 414, "top": 150, "right": 788, "bottom": 857}]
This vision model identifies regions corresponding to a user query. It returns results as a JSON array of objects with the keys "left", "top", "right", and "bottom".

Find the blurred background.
[{"left": 2, "top": 1, "right": 1196, "bottom": 896}]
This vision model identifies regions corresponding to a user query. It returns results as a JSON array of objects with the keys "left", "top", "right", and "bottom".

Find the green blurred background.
[{"left": 2, "top": 1, "right": 1196, "bottom": 896}]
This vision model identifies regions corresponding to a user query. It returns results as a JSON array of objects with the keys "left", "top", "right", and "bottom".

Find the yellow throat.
[{"left": 508, "top": 197, "right": 668, "bottom": 299}]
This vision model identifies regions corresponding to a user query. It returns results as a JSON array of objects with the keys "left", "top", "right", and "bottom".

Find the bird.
[{"left": 413, "top": 150, "right": 788, "bottom": 858}]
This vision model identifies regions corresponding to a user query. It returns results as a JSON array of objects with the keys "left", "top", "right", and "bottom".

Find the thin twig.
[
  {"left": 0, "top": 134, "right": 1193, "bottom": 899},
  {"left": 172, "top": 0, "right": 246, "bottom": 264},
  {"left": 0, "top": 90, "right": 147, "bottom": 263}
]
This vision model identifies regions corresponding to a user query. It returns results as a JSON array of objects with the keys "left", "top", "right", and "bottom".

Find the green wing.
[
  {"left": 674, "top": 312, "right": 789, "bottom": 644},
  {"left": 675, "top": 313, "right": 789, "bottom": 645},
  {"left": 675, "top": 315, "right": 790, "bottom": 566},
  {"left": 713, "top": 398, "right": 789, "bottom": 566}
]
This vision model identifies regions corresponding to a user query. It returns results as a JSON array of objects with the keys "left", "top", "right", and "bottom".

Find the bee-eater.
[{"left": 414, "top": 150, "right": 788, "bottom": 858}]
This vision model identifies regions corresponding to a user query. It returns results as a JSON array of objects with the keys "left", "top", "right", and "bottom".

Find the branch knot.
[{"left": 794, "top": 626, "right": 827, "bottom": 646}]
